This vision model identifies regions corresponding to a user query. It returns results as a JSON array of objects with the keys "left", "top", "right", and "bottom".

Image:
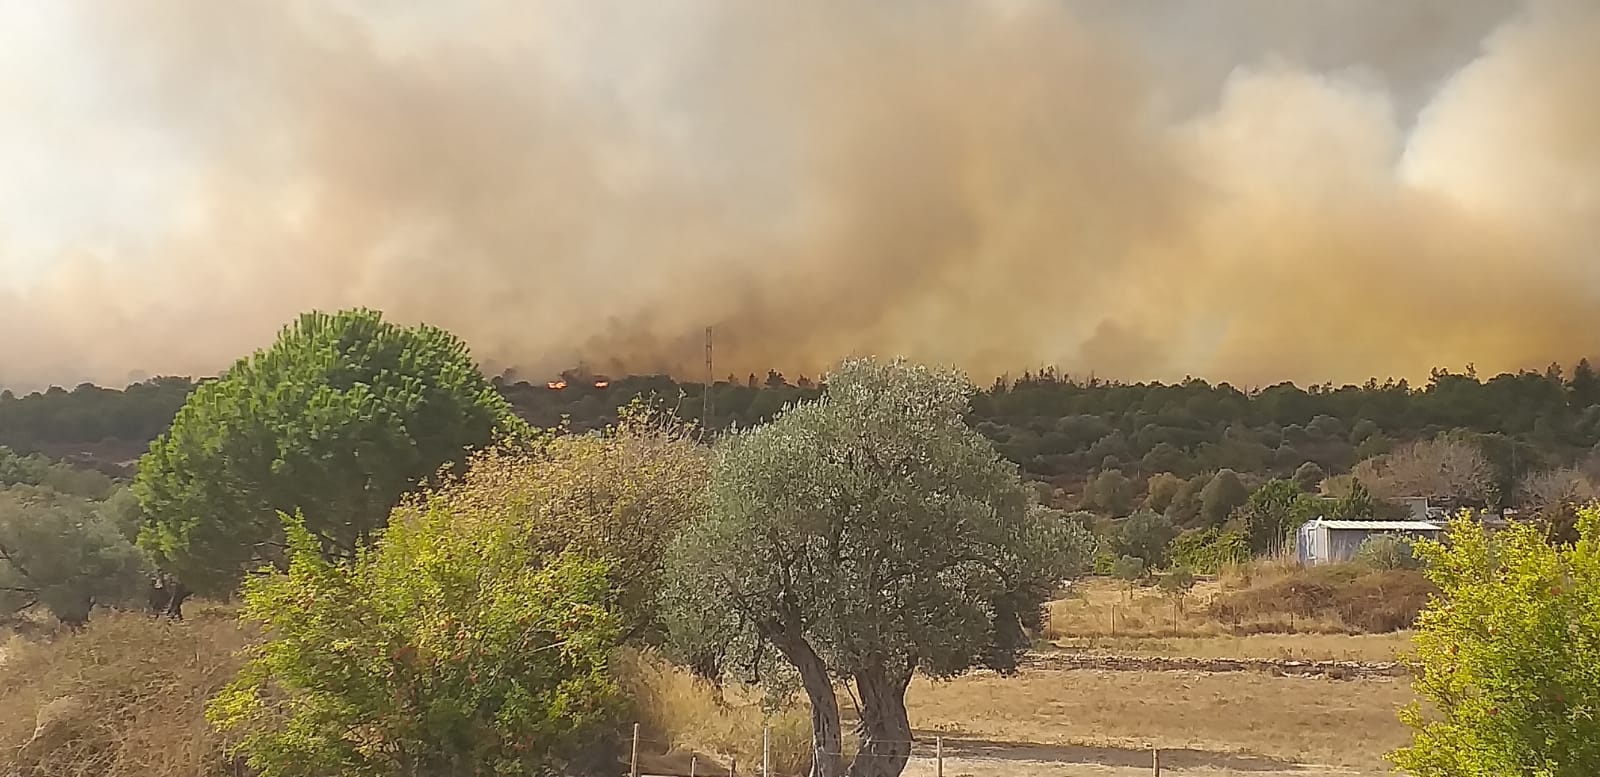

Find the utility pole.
[{"left": 704, "top": 326, "right": 714, "bottom": 430}]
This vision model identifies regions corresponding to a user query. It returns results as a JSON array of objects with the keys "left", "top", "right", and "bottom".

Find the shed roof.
[{"left": 1313, "top": 519, "right": 1442, "bottom": 531}]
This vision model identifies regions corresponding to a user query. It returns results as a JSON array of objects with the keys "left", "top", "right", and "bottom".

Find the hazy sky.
[{"left": 2, "top": 0, "right": 1596, "bottom": 390}]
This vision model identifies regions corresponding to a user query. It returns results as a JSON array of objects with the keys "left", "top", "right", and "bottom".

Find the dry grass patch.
[
  {"left": 618, "top": 650, "right": 816, "bottom": 775},
  {"left": 907, "top": 666, "right": 1413, "bottom": 770},
  {"left": 0, "top": 606, "right": 254, "bottom": 777},
  {"left": 1047, "top": 563, "right": 1434, "bottom": 640}
]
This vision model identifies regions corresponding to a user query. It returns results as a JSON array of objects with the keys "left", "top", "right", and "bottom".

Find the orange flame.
[
  {"left": 546, "top": 380, "right": 567, "bottom": 390},
  {"left": 594, "top": 379, "right": 610, "bottom": 388}
]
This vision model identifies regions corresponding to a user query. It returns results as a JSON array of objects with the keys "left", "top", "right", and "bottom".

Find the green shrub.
[
  {"left": 208, "top": 512, "right": 624, "bottom": 777},
  {"left": 1111, "top": 555, "right": 1146, "bottom": 582},
  {"left": 1169, "top": 528, "right": 1250, "bottom": 574},
  {"left": 1392, "top": 508, "right": 1600, "bottom": 775},
  {"left": 1356, "top": 534, "right": 1420, "bottom": 571}
]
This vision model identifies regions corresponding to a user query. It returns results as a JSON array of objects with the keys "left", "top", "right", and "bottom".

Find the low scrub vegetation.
[
  {"left": 1210, "top": 562, "right": 1434, "bottom": 634},
  {"left": 1048, "top": 560, "right": 1435, "bottom": 640},
  {"left": 0, "top": 608, "right": 252, "bottom": 777}
]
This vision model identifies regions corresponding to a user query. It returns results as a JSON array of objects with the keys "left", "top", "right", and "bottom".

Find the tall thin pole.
[
  {"left": 631, "top": 723, "right": 641, "bottom": 777},
  {"left": 704, "top": 326, "right": 714, "bottom": 429},
  {"left": 762, "top": 725, "right": 771, "bottom": 777}
]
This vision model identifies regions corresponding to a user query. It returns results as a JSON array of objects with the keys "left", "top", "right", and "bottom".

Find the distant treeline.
[{"left": 7, "top": 361, "right": 1600, "bottom": 502}]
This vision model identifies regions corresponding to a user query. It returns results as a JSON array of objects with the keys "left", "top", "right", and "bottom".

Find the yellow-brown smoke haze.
[{"left": 1, "top": 0, "right": 1597, "bottom": 389}]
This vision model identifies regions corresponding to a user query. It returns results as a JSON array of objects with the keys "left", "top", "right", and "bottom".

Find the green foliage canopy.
[
  {"left": 1239, "top": 479, "right": 1318, "bottom": 554},
  {"left": 1168, "top": 528, "right": 1250, "bottom": 574},
  {"left": 0, "top": 485, "right": 150, "bottom": 625},
  {"left": 209, "top": 514, "right": 623, "bottom": 777},
  {"left": 134, "top": 309, "right": 523, "bottom": 595},
  {"left": 1199, "top": 468, "right": 1249, "bottom": 527},
  {"left": 1393, "top": 509, "right": 1600, "bottom": 775}
]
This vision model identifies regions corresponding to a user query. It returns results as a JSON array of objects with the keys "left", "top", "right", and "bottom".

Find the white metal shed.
[{"left": 1296, "top": 518, "right": 1443, "bottom": 566}]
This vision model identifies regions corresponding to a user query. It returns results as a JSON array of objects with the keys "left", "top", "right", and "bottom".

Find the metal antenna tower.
[{"left": 703, "top": 326, "right": 714, "bottom": 430}]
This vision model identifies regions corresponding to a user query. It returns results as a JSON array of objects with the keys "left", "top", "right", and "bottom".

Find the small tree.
[
  {"left": 661, "top": 359, "right": 1091, "bottom": 777},
  {"left": 1392, "top": 508, "right": 1600, "bottom": 775},
  {"left": 209, "top": 516, "right": 623, "bottom": 777},
  {"left": 1086, "top": 469, "right": 1136, "bottom": 516},
  {"left": 1143, "top": 472, "right": 1183, "bottom": 514},
  {"left": 0, "top": 485, "right": 150, "bottom": 626},
  {"left": 1520, "top": 467, "right": 1599, "bottom": 544},
  {"left": 1239, "top": 479, "right": 1316, "bottom": 554},
  {"left": 1111, "top": 510, "right": 1178, "bottom": 568},
  {"left": 136, "top": 309, "right": 524, "bottom": 596},
  {"left": 1199, "top": 469, "right": 1248, "bottom": 528},
  {"left": 1164, "top": 474, "right": 1207, "bottom": 525},
  {"left": 1292, "top": 461, "right": 1326, "bottom": 493}
]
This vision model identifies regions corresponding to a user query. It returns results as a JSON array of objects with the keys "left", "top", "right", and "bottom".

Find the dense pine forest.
[{"left": 7, "top": 360, "right": 1600, "bottom": 508}]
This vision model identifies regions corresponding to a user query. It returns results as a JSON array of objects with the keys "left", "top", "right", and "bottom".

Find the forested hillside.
[{"left": 6, "top": 360, "right": 1600, "bottom": 506}]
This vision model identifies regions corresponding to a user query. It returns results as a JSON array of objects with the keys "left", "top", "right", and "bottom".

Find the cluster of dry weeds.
[{"left": 0, "top": 607, "right": 252, "bottom": 777}]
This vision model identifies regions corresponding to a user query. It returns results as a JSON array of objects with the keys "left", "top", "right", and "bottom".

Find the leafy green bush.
[
  {"left": 1111, "top": 555, "right": 1146, "bottom": 582},
  {"left": 209, "top": 513, "right": 624, "bottom": 777},
  {"left": 1356, "top": 534, "right": 1420, "bottom": 571},
  {"left": 1391, "top": 509, "right": 1600, "bottom": 775},
  {"left": 1169, "top": 528, "right": 1250, "bottom": 574}
]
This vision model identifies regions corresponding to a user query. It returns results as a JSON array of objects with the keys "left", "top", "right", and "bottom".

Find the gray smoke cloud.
[{"left": 1, "top": 0, "right": 1596, "bottom": 390}]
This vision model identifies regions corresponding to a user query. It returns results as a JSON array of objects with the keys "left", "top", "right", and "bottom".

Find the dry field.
[{"left": 906, "top": 666, "right": 1412, "bottom": 776}]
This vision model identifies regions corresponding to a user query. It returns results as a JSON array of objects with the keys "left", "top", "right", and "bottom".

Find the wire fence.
[{"left": 618, "top": 724, "right": 1171, "bottom": 777}]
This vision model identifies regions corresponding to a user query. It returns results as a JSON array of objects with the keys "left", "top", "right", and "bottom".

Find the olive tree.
[
  {"left": 0, "top": 485, "right": 150, "bottom": 626},
  {"left": 135, "top": 309, "right": 524, "bottom": 596},
  {"left": 661, "top": 359, "right": 1092, "bottom": 777}
]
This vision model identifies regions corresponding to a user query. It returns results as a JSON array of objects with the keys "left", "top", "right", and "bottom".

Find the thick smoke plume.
[{"left": 1, "top": 0, "right": 1597, "bottom": 389}]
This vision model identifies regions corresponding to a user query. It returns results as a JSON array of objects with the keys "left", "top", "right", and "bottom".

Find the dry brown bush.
[
  {"left": 1209, "top": 563, "right": 1434, "bottom": 633},
  {"left": 0, "top": 606, "right": 253, "bottom": 777}
]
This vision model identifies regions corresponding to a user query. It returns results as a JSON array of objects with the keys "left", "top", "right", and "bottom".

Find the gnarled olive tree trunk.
[
  {"left": 846, "top": 664, "right": 914, "bottom": 777},
  {"left": 772, "top": 632, "right": 845, "bottom": 777}
]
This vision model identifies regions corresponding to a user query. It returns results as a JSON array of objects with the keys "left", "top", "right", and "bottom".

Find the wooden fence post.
[
  {"left": 1152, "top": 745, "right": 1161, "bottom": 776},
  {"left": 691, "top": 756, "right": 698, "bottom": 777},
  {"left": 762, "top": 726, "right": 771, "bottom": 777},
  {"left": 935, "top": 736, "right": 944, "bottom": 777},
  {"left": 631, "top": 723, "right": 640, "bottom": 777}
]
